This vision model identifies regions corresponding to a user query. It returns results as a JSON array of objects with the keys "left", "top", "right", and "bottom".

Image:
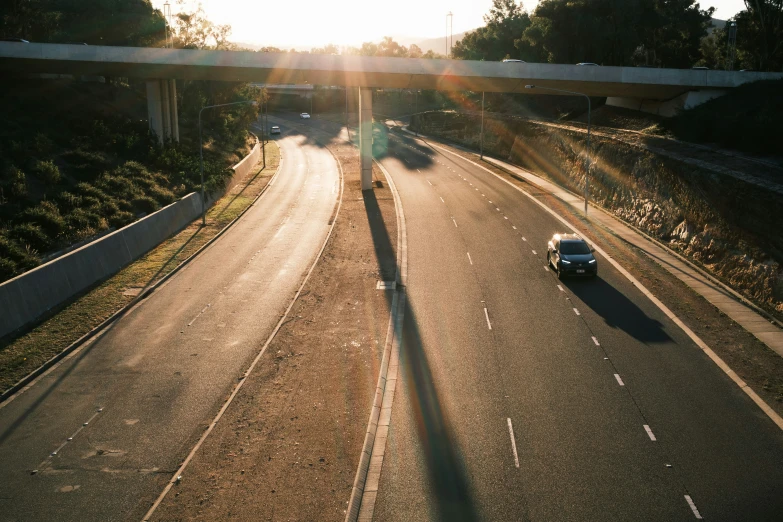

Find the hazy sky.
[{"left": 152, "top": 0, "right": 747, "bottom": 50}]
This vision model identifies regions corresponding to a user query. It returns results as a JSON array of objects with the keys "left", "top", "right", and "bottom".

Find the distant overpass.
[{"left": 3, "top": 42, "right": 781, "bottom": 187}]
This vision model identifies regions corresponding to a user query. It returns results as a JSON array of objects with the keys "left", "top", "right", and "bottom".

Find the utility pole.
[
  {"left": 415, "top": 90, "right": 419, "bottom": 137},
  {"left": 446, "top": 12, "right": 453, "bottom": 57},
  {"left": 726, "top": 21, "right": 738, "bottom": 71},
  {"left": 480, "top": 91, "right": 484, "bottom": 159}
]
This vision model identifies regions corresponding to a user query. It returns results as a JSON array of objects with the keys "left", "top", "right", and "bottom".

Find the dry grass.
[{"left": 0, "top": 142, "right": 280, "bottom": 393}]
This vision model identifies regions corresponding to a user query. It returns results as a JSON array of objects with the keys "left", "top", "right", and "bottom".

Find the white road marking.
[
  {"left": 489, "top": 200, "right": 493, "bottom": 204},
  {"left": 614, "top": 374, "right": 625, "bottom": 386},
  {"left": 440, "top": 197, "right": 445, "bottom": 203},
  {"left": 452, "top": 218, "right": 458, "bottom": 227},
  {"left": 187, "top": 304, "right": 211, "bottom": 327},
  {"left": 496, "top": 208, "right": 501, "bottom": 211},
  {"left": 427, "top": 180, "right": 433, "bottom": 186},
  {"left": 484, "top": 307, "right": 492, "bottom": 330},
  {"left": 684, "top": 495, "right": 703, "bottom": 519},
  {"left": 512, "top": 225, "right": 517, "bottom": 230},
  {"left": 544, "top": 266, "right": 549, "bottom": 272},
  {"left": 522, "top": 237, "right": 527, "bottom": 241},
  {"left": 532, "top": 250, "right": 537, "bottom": 255},
  {"left": 644, "top": 425, "right": 657, "bottom": 441},
  {"left": 482, "top": 193, "right": 485, "bottom": 197},
  {"left": 592, "top": 336, "right": 600, "bottom": 345},
  {"left": 558, "top": 285, "right": 565, "bottom": 292},
  {"left": 417, "top": 169, "right": 421, "bottom": 173},
  {"left": 573, "top": 308, "right": 580, "bottom": 315},
  {"left": 467, "top": 252, "right": 473, "bottom": 265},
  {"left": 504, "top": 216, "right": 508, "bottom": 219},
  {"left": 507, "top": 418, "right": 520, "bottom": 468}
]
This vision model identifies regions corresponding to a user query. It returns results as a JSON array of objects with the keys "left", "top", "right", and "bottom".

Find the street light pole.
[
  {"left": 199, "top": 100, "right": 258, "bottom": 226},
  {"left": 415, "top": 89, "right": 419, "bottom": 137},
  {"left": 525, "top": 84, "right": 591, "bottom": 216},
  {"left": 480, "top": 91, "right": 485, "bottom": 159}
]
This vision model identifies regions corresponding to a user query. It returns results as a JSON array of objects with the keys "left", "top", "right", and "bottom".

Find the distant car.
[
  {"left": 1, "top": 38, "right": 29, "bottom": 43},
  {"left": 691, "top": 66, "right": 709, "bottom": 70},
  {"left": 576, "top": 62, "right": 599, "bottom": 66},
  {"left": 300, "top": 113, "right": 311, "bottom": 119},
  {"left": 270, "top": 125, "right": 281, "bottom": 135},
  {"left": 502, "top": 59, "right": 526, "bottom": 63},
  {"left": 547, "top": 233, "right": 597, "bottom": 279}
]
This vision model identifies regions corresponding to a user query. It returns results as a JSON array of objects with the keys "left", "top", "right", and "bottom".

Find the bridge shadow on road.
[
  {"left": 564, "top": 276, "right": 672, "bottom": 344},
  {"left": 363, "top": 185, "right": 477, "bottom": 520}
]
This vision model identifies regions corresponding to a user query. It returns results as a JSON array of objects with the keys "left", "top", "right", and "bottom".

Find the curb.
[
  {"left": 142, "top": 128, "right": 345, "bottom": 521},
  {"left": 0, "top": 144, "right": 283, "bottom": 405},
  {"left": 345, "top": 158, "right": 408, "bottom": 522}
]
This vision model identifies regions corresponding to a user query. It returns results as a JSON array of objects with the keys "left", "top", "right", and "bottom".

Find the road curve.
[
  {"left": 0, "top": 133, "right": 339, "bottom": 521},
  {"left": 369, "top": 129, "right": 783, "bottom": 521}
]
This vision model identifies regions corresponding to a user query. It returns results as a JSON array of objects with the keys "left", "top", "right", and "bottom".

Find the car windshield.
[{"left": 560, "top": 241, "right": 591, "bottom": 255}]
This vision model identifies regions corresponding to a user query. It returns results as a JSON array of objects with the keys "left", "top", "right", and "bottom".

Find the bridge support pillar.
[
  {"left": 359, "top": 87, "right": 373, "bottom": 190},
  {"left": 606, "top": 89, "right": 727, "bottom": 117},
  {"left": 146, "top": 79, "right": 180, "bottom": 145}
]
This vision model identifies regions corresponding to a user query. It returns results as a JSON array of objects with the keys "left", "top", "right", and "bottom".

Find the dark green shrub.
[
  {"left": 62, "top": 149, "right": 112, "bottom": 179},
  {"left": 4, "top": 166, "right": 27, "bottom": 197},
  {"left": 10, "top": 223, "right": 52, "bottom": 252},
  {"left": 0, "top": 257, "right": 18, "bottom": 281},
  {"left": 131, "top": 195, "right": 159, "bottom": 214},
  {"left": 55, "top": 191, "right": 83, "bottom": 211},
  {"left": 97, "top": 199, "right": 120, "bottom": 218},
  {"left": 149, "top": 185, "right": 176, "bottom": 206},
  {"left": 108, "top": 211, "right": 135, "bottom": 229},
  {"left": 21, "top": 201, "right": 65, "bottom": 237},
  {"left": 34, "top": 160, "right": 61, "bottom": 184}
]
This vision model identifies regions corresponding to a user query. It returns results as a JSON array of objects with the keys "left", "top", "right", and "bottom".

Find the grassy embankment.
[
  {"left": 411, "top": 83, "right": 783, "bottom": 320},
  {"left": 0, "top": 138, "right": 279, "bottom": 394},
  {"left": 0, "top": 79, "right": 253, "bottom": 283}
]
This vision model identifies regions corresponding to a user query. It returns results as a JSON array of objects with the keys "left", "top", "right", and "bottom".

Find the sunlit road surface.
[
  {"left": 367, "top": 129, "right": 783, "bottom": 521},
  {"left": 0, "top": 133, "right": 339, "bottom": 521}
]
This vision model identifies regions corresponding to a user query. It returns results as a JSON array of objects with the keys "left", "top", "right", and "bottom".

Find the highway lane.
[
  {"left": 370, "top": 130, "right": 783, "bottom": 521},
  {"left": 0, "top": 132, "right": 339, "bottom": 521}
]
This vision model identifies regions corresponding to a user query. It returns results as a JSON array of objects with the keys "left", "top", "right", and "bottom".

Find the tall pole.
[
  {"left": 415, "top": 90, "right": 419, "bottom": 136},
  {"left": 525, "top": 85, "right": 591, "bottom": 216},
  {"left": 446, "top": 12, "right": 453, "bottom": 57},
  {"left": 480, "top": 91, "right": 485, "bottom": 159},
  {"left": 198, "top": 100, "right": 258, "bottom": 226}
]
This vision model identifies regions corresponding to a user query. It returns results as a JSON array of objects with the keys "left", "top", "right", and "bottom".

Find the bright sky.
[{"left": 152, "top": 0, "right": 747, "bottom": 50}]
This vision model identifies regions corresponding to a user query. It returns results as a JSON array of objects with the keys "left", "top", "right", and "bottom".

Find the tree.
[
  {"left": 452, "top": 0, "right": 534, "bottom": 61},
  {"left": 633, "top": 0, "right": 714, "bottom": 68},
  {"left": 733, "top": 1, "right": 783, "bottom": 71}
]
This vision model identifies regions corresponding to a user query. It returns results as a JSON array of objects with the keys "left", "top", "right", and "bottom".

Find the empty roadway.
[
  {"left": 365, "top": 128, "right": 783, "bottom": 521},
  {"left": 0, "top": 132, "right": 339, "bottom": 521}
]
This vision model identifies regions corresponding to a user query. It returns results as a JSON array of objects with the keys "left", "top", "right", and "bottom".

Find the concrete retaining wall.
[{"left": 0, "top": 142, "right": 263, "bottom": 339}]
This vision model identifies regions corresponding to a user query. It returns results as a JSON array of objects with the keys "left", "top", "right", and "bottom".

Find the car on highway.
[
  {"left": 300, "top": 112, "right": 311, "bottom": 119},
  {"left": 576, "top": 62, "right": 600, "bottom": 66},
  {"left": 502, "top": 59, "right": 526, "bottom": 63},
  {"left": 270, "top": 125, "right": 281, "bottom": 135},
  {"left": 547, "top": 233, "right": 597, "bottom": 279}
]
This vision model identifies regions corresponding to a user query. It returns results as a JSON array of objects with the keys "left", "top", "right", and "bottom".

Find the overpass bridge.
[{"left": 3, "top": 42, "right": 781, "bottom": 188}]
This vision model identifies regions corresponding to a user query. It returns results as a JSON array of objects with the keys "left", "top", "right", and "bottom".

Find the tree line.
[{"left": 452, "top": 0, "right": 782, "bottom": 71}]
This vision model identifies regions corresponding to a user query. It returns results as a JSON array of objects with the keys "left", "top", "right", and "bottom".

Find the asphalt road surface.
[
  {"left": 0, "top": 131, "right": 339, "bottom": 521},
  {"left": 369, "top": 129, "right": 783, "bottom": 521}
]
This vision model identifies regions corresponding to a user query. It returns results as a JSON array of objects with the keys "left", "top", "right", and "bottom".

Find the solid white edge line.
[
  {"left": 614, "top": 374, "right": 625, "bottom": 386},
  {"left": 644, "top": 424, "right": 657, "bottom": 441},
  {"left": 684, "top": 495, "right": 703, "bottom": 519},
  {"left": 142, "top": 125, "right": 344, "bottom": 522},
  {"left": 411, "top": 132, "right": 783, "bottom": 433},
  {"left": 484, "top": 307, "right": 492, "bottom": 330},
  {"left": 507, "top": 418, "right": 520, "bottom": 468}
]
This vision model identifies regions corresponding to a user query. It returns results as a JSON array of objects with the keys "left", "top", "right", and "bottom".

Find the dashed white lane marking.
[
  {"left": 532, "top": 250, "right": 537, "bottom": 255},
  {"left": 427, "top": 180, "right": 433, "bottom": 186},
  {"left": 417, "top": 169, "right": 421, "bottom": 173},
  {"left": 496, "top": 208, "right": 501, "bottom": 211},
  {"left": 504, "top": 216, "right": 508, "bottom": 220},
  {"left": 440, "top": 197, "right": 445, "bottom": 203},
  {"left": 522, "top": 237, "right": 527, "bottom": 241},
  {"left": 484, "top": 307, "right": 492, "bottom": 330},
  {"left": 512, "top": 225, "right": 517, "bottom": 229},
  {"left": 614, "top": 374, "right": 625, "bottom": 386},
  {"left": 544, "top": 266, "right": 549, "bottom": 272},
  {"left": 573, "top": 308, "right": 580, "bottom": 316},
  {"left": 41, "top": 408, "right": 103, "bottom": 466},
  {"left": 481, "top": 193, "right": 485, "bottom": 197},
  {"left": 644, "top": 425, "right": 657, "bottom": 441},
  {"left": 467, "top": 252, "right": 473, "bottom": 265},
  {"left": 591, "top": 336, "right": 600, "bottom": 345},
  {"left": 488, "top": 200, "right": 493, "bottom": 204},
  {"left": 507, "top": 418, "right": 520, "bottom": 468},
  {"left": 187, "top": 304, "right": 211, "bottom": 326},
  {"left": 558, "top": 285, "right": 565, "bottom": 292},
  {"left": 684, "top": 495, "right": 703, "bottom": 519}
]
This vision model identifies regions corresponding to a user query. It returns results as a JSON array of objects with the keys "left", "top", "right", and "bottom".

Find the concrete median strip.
[
  {"left": 345, "top": 159, "right": 408, "bottom": 522},
  {"left": 400, "top": 127, "right": 783, "bottom": 433}
]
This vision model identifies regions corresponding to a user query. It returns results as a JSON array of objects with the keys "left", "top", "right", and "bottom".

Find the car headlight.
[
  {"left": 561, "top": 259, "right": 571, "bottom": 264},
  {"left": 589, "top": 259, "right": 596, "bottom": 264}
]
